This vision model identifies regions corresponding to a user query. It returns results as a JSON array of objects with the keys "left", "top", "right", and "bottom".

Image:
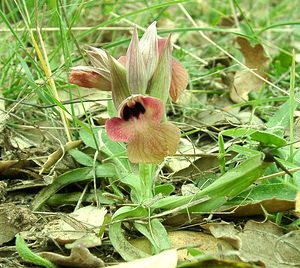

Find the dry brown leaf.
[
  {"left": 274, "top": 230, "right": 300, "bottom": 266},
  {"left": 110, "top": 249, "right": 177, "bottom": 268},
  {"left": 163, "top": 214, "right": 205, "bottom": 227},
  {"left": 0, "top": 160, "right": 19, "bottom": 174},
  {"left": 221, "top": 198, "right": 295, "bottom": 217},
  {"left": 0, "top": 203, "right": 37, "bottom": 245},
  {"left": 207, "top": 222, "right": 241, "bottom": 249},
  {"left": 230, "top": 37, "right": 269, "bottom": 103},
  {"left": 132, "top": 231, "right": 235, "bottom": 262},
  {"left": 207, "top": 220, "right": 300, "bottom": 268},
  {"left": 39, "top": 247, "right": 104, "bottom": 268},
  {"left": 43, "top": 206, "right": 106, "bottom": 246},
  {"left": 218, "top": 14, "right": 243, "bottom": 27},
  {"left": 171, "top": 154, "right": 219, "bottom": 180}
]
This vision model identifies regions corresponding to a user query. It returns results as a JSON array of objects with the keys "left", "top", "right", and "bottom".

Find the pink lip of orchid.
[
  {"left": 106, "top": 95, "right": 180, "bottom": 164},
  {"left": 68, "top": 22, "right": 188, "bottom": 164}
]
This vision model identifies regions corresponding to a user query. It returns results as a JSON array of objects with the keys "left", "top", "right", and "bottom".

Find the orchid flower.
[{"left": 69, "top": 22, "right": 188, "bottom": 163}]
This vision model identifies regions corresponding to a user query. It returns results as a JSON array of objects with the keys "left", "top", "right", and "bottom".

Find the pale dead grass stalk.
[{"left": 16, "top": 0, "right": 72, "bottom": 141}]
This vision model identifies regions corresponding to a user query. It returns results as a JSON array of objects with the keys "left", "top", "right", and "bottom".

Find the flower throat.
[{"left": 122, "top": 102, "right": 146, "bottom": 121}]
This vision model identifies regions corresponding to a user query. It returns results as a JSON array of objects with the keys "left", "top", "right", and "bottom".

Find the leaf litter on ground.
[{"left": 0, "top": 1, "right": 299, "bottom": 268}]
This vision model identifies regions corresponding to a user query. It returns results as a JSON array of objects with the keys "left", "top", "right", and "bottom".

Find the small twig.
[{"left": 258, "top": 167, "right": 300, "bottom": 182}]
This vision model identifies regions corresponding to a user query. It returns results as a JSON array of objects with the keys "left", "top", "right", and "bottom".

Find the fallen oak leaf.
[
  {"left": 230, "top": 37, "right": 269, "bottom": 103},
  {"left": 237, "top": 37, "right": 268, "bottom": 71}
]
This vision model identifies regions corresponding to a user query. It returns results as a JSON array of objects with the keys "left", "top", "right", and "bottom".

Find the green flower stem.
[{"left": 139, "top": 163, "right": 155, "bottom": 200}]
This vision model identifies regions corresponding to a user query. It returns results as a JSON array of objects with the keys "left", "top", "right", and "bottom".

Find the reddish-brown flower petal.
[
  {"left": 105, "top": 117, "right": 132, "bottom": 142},
  {"left": 158, "top": 38, "right": 167, "bottom": 54},
  {"left": 170, "top": 59, "right": 189, "bottom": 102},
  {"left": 140, "top": 95, "right": 164, "bottom": 122},
  {"left": 68, "top": 66, "right": 111, "bottom": 91}
]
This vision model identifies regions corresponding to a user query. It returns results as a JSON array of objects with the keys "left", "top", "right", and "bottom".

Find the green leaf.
[
  {"left": 187, "top": 247, "right": 204, "bottom": 257},
  {"left": 221, "top": 128, "right": 287, "bottom": 147},
  {"left": 32, "top": 165, "right": 116, "bottom": 211},
  {"left": 134, "top": 219, "right": 171, "bottom": 254},
  {"left": 46, "top": 190, "right": 116, "bottom": 207},
  {"left": 107, "top": 99, "right": 117, "bottom": 117},
  {"left": 228, "top": 144, "right": 261, "bottom": 157},
  {"left": 227, "top": 183, "right": 297, "bottom": 206},
  {"left": 266, "top": 93, "right": 299, "bottom": 135},
  {"left": 68, "top": 149, "right": 94, "bottom": 166},
  {"left": 80, "top": 127, "right": 130, "bottom": 171},
  {"left": 193, "top": 154, "right": 269, "bottom": 203},
  {"left": 149, "top": 219, "right": 171, "bottom": 250},
  {"left": 46, "top": 0, "right": 57, "bottom": 9},
  {"left": 120, "top": 173, "right": 143, "bottom": 203},
  {"left": 98, "top": 128, "right": 131, "bottom": 171},
  {"left": 79, "top": 127, "right": 101, "bottom": 150},
  {"left": 109, "top": 206, "right": 149, "bottom": 261},
  {"left": 16, "top": 234, "right": 57, "bottom": 268},
  {"left": 221, "top": 128, "right": 256, "bottom": 138},
  {"left": 155, "top": 184, "right": 175, "bottom": 196},
  {"left": 152, "top": 154, "right": 269, "bottom": 212},
  {"left": 250, "top": 130, "right": 287, "bottom": 147},
  {"left": 239, "top": 22, "right": 255, "bottom": 36}
]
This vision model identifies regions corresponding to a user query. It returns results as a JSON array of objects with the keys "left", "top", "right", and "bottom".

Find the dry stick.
[
  {"left": 258, "top": 166, "right": 300, "bottom": 182},
  {"left": 110, "top": 12, "right": 208, "bottom": 65},
  {"left": 177, "top": 3, "right": 299, "bottom": 103}
]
